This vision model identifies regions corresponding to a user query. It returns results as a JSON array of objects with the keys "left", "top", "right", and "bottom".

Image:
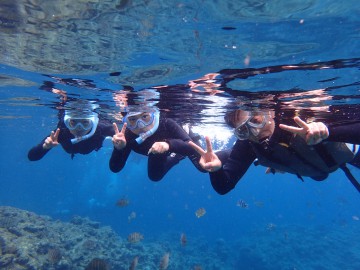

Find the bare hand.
[
  {"left": 279, "top": 116, "right": 329, "bottom": 145},
  {"left": 189, "top": 136, "right": 222, "bottom": 172},
  {"left": 148, "top": 142, "right": 169, "bottom": 155},
  {"left": 112, "top": 122, "right": 127, "bottom": 150},
  {"left": 43, "top": 128, "right": 60, "bottom": 149}
]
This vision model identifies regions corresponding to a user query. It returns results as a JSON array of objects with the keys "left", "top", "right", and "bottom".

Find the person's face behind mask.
[
  {"left": 66, "top": 118, "right": 93, "bottom": 137},
  {"left": 126, "top": 112, "right": 155, "bottom": 135},
  {"left": 233, "top": 110, "right": 275, "bottom": 142}
]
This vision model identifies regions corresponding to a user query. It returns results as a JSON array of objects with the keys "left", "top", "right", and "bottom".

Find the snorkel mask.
[
  {"left": 234, "top": 111, "right": 267, "bottom": 140},
  {"left": 123, "top": 111, "right": 160, "bottom": 144},
  {"left": 124, "top": 112, "right": 155, "bottom": 130},
  {"left": 64, "top": 111, "right": 99, "bottom": 144}
]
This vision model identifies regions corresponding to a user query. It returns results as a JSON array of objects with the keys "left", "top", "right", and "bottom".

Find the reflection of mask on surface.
[
  {"left": 234, "top": 112, "right": 267, "bottom": 140},
  {"left": 64, "top": 111, "right": 99, "bottom": 144}
]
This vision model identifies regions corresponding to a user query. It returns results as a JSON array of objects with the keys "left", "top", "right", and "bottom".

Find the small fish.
[
  {"left": 127, "top": 232, "right": 144, "bottom": 244},
  {"left": 352, "top": 215, "right": 359, "bottom": 221},
  {"left": 85, "top": 258, "right": 109, "bottom": 270},
  {"left": 129, "top": 256, "right": 139, "bottom": 270},
  {"left": 236, "top": 200, "right": 249, "bottom": 208},
  {"left": 195, "top": 207, "right": 206, "bottom": 218},
  {"left": 159, "top": 252, "right": 170, "bottom": 270},
  {"left": 193, "top": 265, "right": 203, "bottom": 270},
  {"left": 116, "top": 197, "right": 130, "bottom": 207},
  {"left": 266, "top": 223, "right": 276, "bottom": 231},
  {"left": 180, "top": 233, "right": 187, "bottom": 246},
  {"left": 128, "top": 211, "right": 136, "bottom": 223}
]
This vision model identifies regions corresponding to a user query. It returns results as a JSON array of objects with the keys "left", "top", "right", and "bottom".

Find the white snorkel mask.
[
  {"left": 64, "top": 110, "right": 99, "bottom": 144},
  {"left": 123, "top": 110, "right": 160, "bottom": 144}
]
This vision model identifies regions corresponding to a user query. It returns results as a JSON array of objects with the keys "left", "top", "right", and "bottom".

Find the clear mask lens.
[
  {"left": 126, "top": 113, "right": 154, "bottom": 130},
  {"left": 234, "top": 124, "right": 250, "bottom": 140},
  {"left": 66, "top": 118, "right": 93, "bottom": 131},
  {"left": 234, "top": 113, "right": 267, "bottom": 140},
  {"left": 247, "top": 115, "right": 266, "bottom": 128}
]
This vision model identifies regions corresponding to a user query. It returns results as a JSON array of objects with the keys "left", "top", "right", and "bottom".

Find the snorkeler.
[
  {"left": 109, "top": 109, "right": 205, "bottom": 181},
  {"left": 28, "top": 102, "right": 114, "bottom": 161},
  {"left": 189, "top": 109, "right": 360, "bottom": 194}
]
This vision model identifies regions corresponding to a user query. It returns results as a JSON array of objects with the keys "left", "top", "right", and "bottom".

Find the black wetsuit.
[
  {"left": 28, "top": 119, "right": 114, "bottom": 161},
  {"left": 109, "top": 117, "right": 204, "bottom": 181},
  {"left": 210, "top": 122, "right": 360, "bottom": 195}
]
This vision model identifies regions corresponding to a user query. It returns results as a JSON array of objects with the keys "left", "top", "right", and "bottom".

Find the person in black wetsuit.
[
  {"left": 189, "top": 109, "right": 360, "bottom": 195},
  {"left": 28, "top": 103, "right": 114, "bottom": 161},
  {"left": 109, "top": 109, "right": 205, "bottom": 181}
]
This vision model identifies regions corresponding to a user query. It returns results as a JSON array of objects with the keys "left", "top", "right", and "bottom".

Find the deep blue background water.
[{"left": 1, "top": 1, "right": 360, "bottom": 269}]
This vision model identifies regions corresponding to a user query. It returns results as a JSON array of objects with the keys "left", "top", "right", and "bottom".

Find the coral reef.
[
  {"left": 1, "top": 206, "right": 360, "bottom": 270},
  {"left": 0, "top": 206, "right": 223, "bottom": 270},
  {"left": 0, "top": 206, "right": 126, "bottom": 269}
]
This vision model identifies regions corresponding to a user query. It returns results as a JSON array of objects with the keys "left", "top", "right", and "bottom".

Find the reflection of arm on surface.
[{"left": 188, "top": 73, "right": 224, "bottom": 95}]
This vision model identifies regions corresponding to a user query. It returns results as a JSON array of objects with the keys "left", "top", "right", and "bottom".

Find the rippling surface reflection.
[
  {"left": 0, "top": 0, "right": 359, "bottom": 147},
  {"left": 1, "top": 0, "right": 359, "bottom": 74},
  {"left": 1, "top": 57, "right": 359, "bottom": 150}
]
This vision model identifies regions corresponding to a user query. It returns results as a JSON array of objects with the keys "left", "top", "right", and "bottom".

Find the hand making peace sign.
[
  {"left": 112, "top": 122, "right": 127, "bottom": 150},
  {"left": 279, "top": 116, "right": 329, "bottom": 145},
  {"left": 43, "top": 128, "right": 60, "bottom": 149},
  {"left": 189, "top": 136, "right": 222, "bottom": 172}
]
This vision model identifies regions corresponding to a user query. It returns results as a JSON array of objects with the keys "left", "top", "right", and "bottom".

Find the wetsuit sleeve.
[
  {"left": 167, "top": 139, "right": 194, "bottom": 155},
  {"left": 27, "top": 139, "right": 50, "bottom": 161},
  {"left": 100, "top": 121, "right": 116, "bottom": 137},
  {"left": 166, "top": 119, "right": 191, "bottom": 141},
  {"left": 209, "top": 140, "right": 256, "bottom": 195},
  {"left": 161, "top": 118, "right": 192, "bottom": 152},
  {"left": 109, "top": 146, "right": 132, "bottom": 173},
  {"left": 327, "top": 122, "right": 360, "bottom": 144},
  {"left": 161, "top": 118, "right": 207, "bottom": 172}
]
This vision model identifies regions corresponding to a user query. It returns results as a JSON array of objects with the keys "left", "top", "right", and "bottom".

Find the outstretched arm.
[
  {"left": 279, "top": 116, "right": 329, "bottom": 145},
  {"left": 208, "top": 140, "right": 256, "bottom": 195},
  {"left": 109, "top": 123, "right": 131, "bottom": 172},
  {"left": 327, "top": 122, "right": 360, "bottom": 144},
  {"left": 189, "top": 137, "right": 256, "bottom": 195},
  {"left": 28, "top": 128, "right": 60, "bottom": 161},
  {"left": 280, "top": 116, "right": 360, "bottom": 145},
  {"left": 189, "top": 136, "right": 222, "bottom": 172}
]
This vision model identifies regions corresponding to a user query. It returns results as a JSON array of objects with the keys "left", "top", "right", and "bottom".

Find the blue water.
[{"left": 1, "top": 1, "right": 360, "bottom": 269}]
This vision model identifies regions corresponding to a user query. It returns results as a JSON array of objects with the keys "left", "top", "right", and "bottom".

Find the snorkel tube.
[{"left": 135, "top": 111, "right": 160, "bottom": 144}]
